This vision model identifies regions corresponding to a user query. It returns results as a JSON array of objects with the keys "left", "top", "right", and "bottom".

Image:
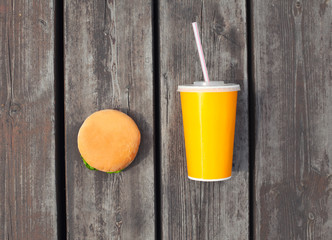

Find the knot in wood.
[
  {"left": 9, "top": 103, "right": 21, "bottom": 114},
  {"left": 308, "top": 212, "right": 315, "bottom": 220}
]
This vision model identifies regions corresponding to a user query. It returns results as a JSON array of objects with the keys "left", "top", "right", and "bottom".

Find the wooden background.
[{"left": 0, "top": 0, "right": 331, "bottom": 239}]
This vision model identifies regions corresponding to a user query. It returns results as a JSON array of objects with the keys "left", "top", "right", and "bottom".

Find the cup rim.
[{"left": 178, "top": 81, "right": 240, "bottom": 92}]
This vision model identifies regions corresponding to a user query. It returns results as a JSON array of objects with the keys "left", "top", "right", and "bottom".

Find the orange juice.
[{"left": 178, "top": 81, "right": 240, "bottom": 181}]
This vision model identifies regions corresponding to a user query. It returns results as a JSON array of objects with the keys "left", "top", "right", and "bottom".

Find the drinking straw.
[{"left": 192, "top": 22, "right": 210, "bottom": 82}]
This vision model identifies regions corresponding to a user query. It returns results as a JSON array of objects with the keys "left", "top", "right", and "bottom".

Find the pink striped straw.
[{"left": 192, "top": 22, "right": 210, "bottom": 82}]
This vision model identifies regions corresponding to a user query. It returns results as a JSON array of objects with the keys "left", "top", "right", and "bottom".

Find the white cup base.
[{"left": 188, "top": 176, "right": 231, "bottom": 182}]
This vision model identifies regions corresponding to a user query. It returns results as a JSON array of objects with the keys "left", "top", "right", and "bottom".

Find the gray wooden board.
[
  {"left": 253, "top": 0, "right": 332, "bottom": 239},
  {"left": 64, "top": 0, "right": 155, "bottom": 239},
  {"left": 0, "top": 1, "right": 57, "bottom": 239},
  {"left": 159, "top": 0, "right": 249, "bottom": 239}
]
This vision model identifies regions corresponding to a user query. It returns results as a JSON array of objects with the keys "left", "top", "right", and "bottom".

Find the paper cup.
[{"left": 178, "top": 81, "right": 240, "bottom": 181}]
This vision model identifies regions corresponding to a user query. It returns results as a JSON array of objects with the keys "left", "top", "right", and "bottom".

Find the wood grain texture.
[
  {"left": 64, "top": 0, "right": 154, "bottom": 239},
  {"left": 0, "top": 1, "right": 57, "bottom": 239},
  {"left": 159, "top": 0, "right": 248, "bottom": 239},
  {"left": 253, "top": 0, "right": 332, "bottom": 239}
]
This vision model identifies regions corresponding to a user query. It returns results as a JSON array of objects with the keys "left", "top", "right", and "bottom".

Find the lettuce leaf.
[{"left": 81, "top": 156, "right": 122, "bottom": 174}]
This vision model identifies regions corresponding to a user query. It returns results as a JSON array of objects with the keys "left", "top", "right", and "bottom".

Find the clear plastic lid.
[{"left": 177, "top": 81, "right": 240, "bottom": 92}]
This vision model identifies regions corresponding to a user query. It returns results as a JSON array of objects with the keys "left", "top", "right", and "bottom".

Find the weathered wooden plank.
[
  {"left": 253, "top": 0, "right": 332, "bottom": 239},
  {"left": 64, "top": 0, "right": 154, "bottom": 239},
  {"left": 0, "top": 1, "right": 57, "bottom": 239},
  {"left": 159, "top": 0, "right": 248, "bottom": 239}
]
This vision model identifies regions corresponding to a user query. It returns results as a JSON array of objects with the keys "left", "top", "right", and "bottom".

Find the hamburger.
[{"left": 77, "top": 109, "right": 141, "bottom": 173}]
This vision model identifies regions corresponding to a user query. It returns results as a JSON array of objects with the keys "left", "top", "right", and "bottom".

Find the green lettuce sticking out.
[{"left": 81, "top": 156, "right": 122, "bottom": 174}]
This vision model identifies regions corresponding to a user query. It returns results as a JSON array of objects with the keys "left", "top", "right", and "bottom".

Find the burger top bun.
[{"left": 77, "top": 109, "right": 141, "bottom": 173}]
